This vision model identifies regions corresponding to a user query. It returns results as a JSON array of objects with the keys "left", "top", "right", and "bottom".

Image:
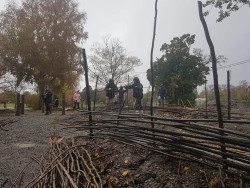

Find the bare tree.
[
  {"left": 89, "top": 36, "right": 141, "bottom": 85},
  {"left": 0, "top": 73, "right": 34, "bottom": 94}
]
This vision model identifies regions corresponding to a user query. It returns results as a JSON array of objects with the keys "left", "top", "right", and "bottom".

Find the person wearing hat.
[
  {"left": 158, "top": 84, "right": 167, "bottom": 106},
  {"left": 126, "top": 77, "right": 143, "bottom": 110}
]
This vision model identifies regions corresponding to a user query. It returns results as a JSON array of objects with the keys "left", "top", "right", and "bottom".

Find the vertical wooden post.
[
  {"left": 150, "top": 0, "right": 158, "bottom": 148},
  {"left": 227, "top": 70, "right": 231, "bottom": 120},
  {"left": 127, "top": 75, "right": 129, "bottom": 105},
  {"left": 62, "top": 93, "right": 65, "bottom": 115},
  {"left": 150, "top": 0, "right": 158, "bottom": 124},
  {"left": 205, "top": 78, "right": 208, "bottom": 118},
  {"left": 198, "top": 1, "right": 227, "bottom": 169},
  {"left": 93, "top": 76, "right": 99, "bottom": 111},
  {"left": 82, "top": 49, "right": 93, "bottom": 136},
  {"left": 163, "top": 96, "right": 165, "bottom": 111},
  {"left": 15, "top": 93, "right": 20, "bottom": 116},
  {"left": 41, "top": 93, "right": 45, "bottom": 113},
  {"left": 21, "top": 95, "right": 24, "bottom": 114},
  {"left": 81, "top": 99, "right": 84, "bottom": 109}
]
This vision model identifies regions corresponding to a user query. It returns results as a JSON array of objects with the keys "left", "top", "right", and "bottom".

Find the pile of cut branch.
[{"left": 25, "top": 138, "right": 102, "bottom": 188}]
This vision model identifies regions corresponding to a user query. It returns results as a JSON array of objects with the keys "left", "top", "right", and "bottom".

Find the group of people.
[
  {"left": 42, "top": 78, "right": 167, "bottom": 115},
  {"left": 105, "top": 77, "right": 143, "bottom": 110}
]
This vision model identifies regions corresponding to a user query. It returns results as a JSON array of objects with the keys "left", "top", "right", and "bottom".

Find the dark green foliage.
[
  {"left": 147, "top": 34, "right": 209, "bottom": 104},
  {"left": 203, "top": 0, "right": 250, "bottom": 22}
]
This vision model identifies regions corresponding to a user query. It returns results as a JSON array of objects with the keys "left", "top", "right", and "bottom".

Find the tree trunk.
[
  {"left": 15, "top": 93, "right": 20, "bottom": 116},
  {"left": 82, "top": 49, "right": 93, "bottom": 136},
  {"left": 198, "top": 1, "right": 227, "bottom": 169}
]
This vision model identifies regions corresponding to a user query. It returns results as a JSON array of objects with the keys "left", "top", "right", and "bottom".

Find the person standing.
[
  {"left": 126, "top": 77, "right": 143, "bottom": 110},
  {"left": 73, "top": 90, "right": 81, "bottom": 110},
  {"left": 158, "top": 84, "right": 167, "bottom": 106},
  {"left": 118, "top": 86, "right": 127, "bottom": 107},
  {"left": 105, "top": 79, "right": 117, "bottom": 110},
  {"left": 44, "top": 85, "right": 53, "bottom": 115}
]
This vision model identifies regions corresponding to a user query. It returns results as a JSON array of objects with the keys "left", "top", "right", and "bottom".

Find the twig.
[
  {"left": 218, "top": 167, "right": 225, "bottom": 188},
  {"left": 203, "top": 170, "right": 210, "bottom": 188},
  {"left": 178, "top": 160, "right": 181, "bottom": 175},
  {"left": 57, "top": 160, "right": 78, "bottom": 188}
]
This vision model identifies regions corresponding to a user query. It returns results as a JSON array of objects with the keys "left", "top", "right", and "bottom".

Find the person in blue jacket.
[{"left": 158, "top": 84, "right": 167, "bottom": 106}]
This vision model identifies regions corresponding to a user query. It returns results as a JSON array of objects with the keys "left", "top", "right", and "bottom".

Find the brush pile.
[{"left": 25, "top": 137, "right": 102, "bottom": 188}]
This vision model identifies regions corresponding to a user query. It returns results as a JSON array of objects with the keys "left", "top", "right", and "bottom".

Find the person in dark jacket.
[
  {"left": 43, "top": 85, "right": 53, "bottom": 115},
  {"left": 118, "top": 86, "right": 127, "bottom": 107},
  {"left": 158, "top": 84, "right": 167, "bottom": 106},
  {"left": 126, "top": 77, "right": 143, "bottom": 110},
  {"left": 105, "top": 79, "right": 117, "bottom": 110}
]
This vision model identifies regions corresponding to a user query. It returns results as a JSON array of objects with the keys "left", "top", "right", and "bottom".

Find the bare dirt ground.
[{"left": 0, "top": 108, "right": 249, "bottom": 188}]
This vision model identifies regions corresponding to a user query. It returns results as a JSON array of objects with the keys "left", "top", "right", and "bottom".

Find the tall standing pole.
[
  {"left": 62, "top": 93, "right": 65, "bottom": 115},
  {"left": 205, "top": 78, "right": 208, "bottom": 118},
  {"left": 227, "top": 70, "right": 231, "bottom": 120},
  {"left": 82, "top": 49, "right": 93, "bottom": 136},
  {"left": 127, "top": 75, "right": 129, "bottom": 105},
  {"left": 198, "top": 1, "right": 227, "bottom": 169},
  {"left": 93, "top": 76, "right": 99, "bottom": 111},
  {"left": 150, "top": 0, "right": 158, "bottom": 126}
]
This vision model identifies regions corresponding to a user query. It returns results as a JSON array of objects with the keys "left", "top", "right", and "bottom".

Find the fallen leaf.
[
  {"left": 109, "top": 176, "right": 118, "bottom": 182},
  {"left": 122, "top": 169, "right": 130, "bottom": 176},
  {"left": 94, "top": 152, "right": 100, "bottom": 158},
  {"left": 50, "top": 135, "right": 64, "bottom": 143},
  {"left": 124, "top": 159, "right": 128, "bottom": 163}
]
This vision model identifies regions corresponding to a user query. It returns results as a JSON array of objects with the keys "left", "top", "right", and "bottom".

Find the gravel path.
[{"left": 0, "top": 111, "right": 80, "bottom": 187}]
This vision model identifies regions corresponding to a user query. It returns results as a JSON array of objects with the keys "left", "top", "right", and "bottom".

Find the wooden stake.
[
  {"left": 127, "top": 75, "right": 129, "bottom": 105},
  {"left": 205, "top": 78, "right": 208, "bottom": 118},
  {"left": 227, "top": 70, "right": 231, "bottom": 120},
  {"left": 62, "top": 93, "right": 65, "bottom": 115},
  {"left": 198, "top": 1, "right": 227, "bottom": 169},
  {"left": 150, "top": 0, "right": 158, "bottom": 127},
  {"left": 82, "top": 49, "right": 93, "bottom": 136},
  {"left": 93, "top": 76, "right": 99, "bottom": 111}
]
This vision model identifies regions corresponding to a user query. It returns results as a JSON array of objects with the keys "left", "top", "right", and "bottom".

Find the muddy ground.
[{"left": 0, "top": 107, "right": 249, "bottom": 187}]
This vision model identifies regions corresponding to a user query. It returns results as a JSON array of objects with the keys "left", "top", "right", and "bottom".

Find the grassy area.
[{"left": 0, "top": 103, "right": 29, "bottom": 108}]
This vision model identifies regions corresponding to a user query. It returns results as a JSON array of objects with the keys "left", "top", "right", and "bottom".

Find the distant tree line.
[{"left": 199, "top": 80, "right": 250, "bottom": 106}]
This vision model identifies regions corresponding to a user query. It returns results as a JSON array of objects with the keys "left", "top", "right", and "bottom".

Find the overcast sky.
[{"left": 1, "top": 0, "right": 250, "bottom": 92}]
